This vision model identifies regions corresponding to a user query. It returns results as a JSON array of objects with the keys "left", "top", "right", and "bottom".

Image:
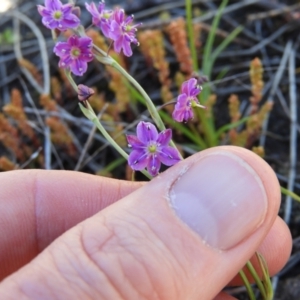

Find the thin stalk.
[
  {"left": 256, "top": 253, "right": 274, "bottom": 300},
  {"left": 64, "top": 70, "right": 79, "bottom": 92},
  {"left": 239, "top": 270, "right": 256, "bottom": 300},
  {"left": 111, "top": 61, "right": 165, "bottom": 130},
  {"left": 185, "top": 0, "right": 198, "bottom": 70},
  {"left": 281, "top": 186, "right": 300, "bottom": 203},
  {"left": 216, "top": 116, "right": 250, "bottom": 138},
  {"left": 203, "top": 0, "right": 228, "bottom": 78},
  {"left": 246, "top": 260, "right": 267, "bottom": 299}
]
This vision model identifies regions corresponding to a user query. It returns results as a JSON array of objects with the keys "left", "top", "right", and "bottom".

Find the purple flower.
[
  {"left": 37, "top": 0, "right": 80, "bottom": 31},
  {"left": 172, "top": 78, "right": 206, "bottom": 122},
  {"left": 85, "top": 1, "right": 113, "bottom": 38},
  {"left": 109, "top": 9, "right": 141, "bottom": 57},
  {"left": 126, "top": 121, "right": 181, "bottom": 176},
  {"left": 78, "top": 84, "right": 95, "bottom": 101},
  {"left": 53, "top": 35, "right": 94, "bottom": 76}
]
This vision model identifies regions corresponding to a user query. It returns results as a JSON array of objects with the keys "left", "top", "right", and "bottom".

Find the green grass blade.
[
  {"left": 211, "top": 26, "right": 243, "bottom": 65},
  {"left": 202, "top": 0, "right": 228, "bottom": 79},
  {"left": 98, "top": 157, "right": 126, "bottom": 176},
  {"left": 281, "top": 186, "right": 300, "bottom": 203},
  {"left": 216, "top": 116, "right": 250, "bottom": 138},
  {"left": 185, "top": 0, "right": 198, "bottom": 70}
]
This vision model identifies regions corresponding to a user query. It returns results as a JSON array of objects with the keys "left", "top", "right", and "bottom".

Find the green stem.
[
  {"left": 281, "top": 186, "right": 300, "bottom": 202},
  {"left": 239, "top": 270, "right": 256, "bottom": 300},
  {"left": 111, "top": 61, "right": 165, "bottom": 130},
  {"left": 246, "top": 260, "right": 267, "bottom": 299},
  {"left": 64, "top": 70, "right": 79, "bottom": 92},
  {"left": 185, "top": 0, "right": 198, "bottom": 71}
]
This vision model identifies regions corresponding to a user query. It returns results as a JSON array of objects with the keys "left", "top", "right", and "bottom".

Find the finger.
[
  {"left": 0, "top": 146, "right": 289, "bottom": 300},
  {"left": 0, "top": 170, "right": 143, "bottom": 280},
  {"left": 230, "top": 216, "right": 292, "bottom": 285}
]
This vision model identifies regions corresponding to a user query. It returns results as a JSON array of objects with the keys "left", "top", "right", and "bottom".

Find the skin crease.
[{"left": 0, "top": 146, "right": 292, "bottom": 299}]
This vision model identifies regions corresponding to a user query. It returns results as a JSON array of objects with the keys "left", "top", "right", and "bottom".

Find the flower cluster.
[
  {"left": 37, "top": 1, "right": 206, "bottom": 177},
  {"left": 172, "top": 78, "right": 205, "bottom": 123},
  {"left": 38, "top": 0, "right": 141, "bottom": 76},
  {"left": 126, "top": 122, "right": 181, "bottom": 177},
  {"left": 86, "top": 2, "right": 141, "bottom": 57}
]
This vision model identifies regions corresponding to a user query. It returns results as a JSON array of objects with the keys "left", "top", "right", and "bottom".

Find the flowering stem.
[
  {"left": 92, "top": 48, "right": 183, "bottom": 160},
  {"left": 79, "top": 102, "right": 152, "bottom": 179},
  {"left": 110, "top": 61, "right": 183, "bottom": 158}
]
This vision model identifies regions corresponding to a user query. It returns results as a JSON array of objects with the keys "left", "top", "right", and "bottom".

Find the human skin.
[{"left": 0, "top": 146, "right": 292, "bottom": 299}]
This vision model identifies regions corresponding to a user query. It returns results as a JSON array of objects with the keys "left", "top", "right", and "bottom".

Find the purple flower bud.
[
  {"left": 78, "top": 84, "right": 95, "bottom": 101},
  {"left": 37, "top": 0, "right": 80, "bottom": 31},
  {"left": 53, "top": 35, "right": 94, "bottom": 76},
  {"left": 172, "top": 78, "right": 205, "bottom": 123},
  {"left": 126, "top": 121, "right": 181, "bottom": 176}
]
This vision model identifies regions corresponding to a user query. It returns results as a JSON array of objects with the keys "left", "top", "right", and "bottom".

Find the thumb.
[{"left": 0, "top": 146, "right": 280, "bottom": 300}]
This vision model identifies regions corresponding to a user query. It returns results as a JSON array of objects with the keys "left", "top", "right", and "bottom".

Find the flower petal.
[
  {"left": 68, "top": 35, "right": 79, "bottom": 46},
  {"left": 136, "top": 122, "right": 158, "bottom": 144},
  {"left": 183, "top": 108, "right": 194, "bottom": 121},
  {"left": 122, "top": 39, "right": 133, "bottom": 57},
  {"left": 60, "top": 15, "right": 80, "bottom": 29},
  {"left": 61, "top": 3, "right": 72, "bottom": 15},
  {"left": 113, "top": 8, "right": 124, "bottom": 24},
  {"left": 181, "top": 78, "right": 196, "bottom": 95},
  {"left": 147, "top": 155, "right": 161, "bottom": 176},
  {"left": 157, "top": 129, "right": 172, "bottom": 146},
  {"left": 78, "top": 36, "right": 93, "bottom": 49},
  {"left": 37, "top": 5, "right": 50, "bottom": 17},
  {"left": 175, "top": 94, "right": 188, "bottom": 108},
  {"left": 70, "top": 59, "right": 88, "bottom": 76},
  {"left": 53, "top": 41, "right": 70, "bottom": 57},
  {"left": 42, "top": 17, "right": 59, "bottom": 29},
  {"left": 157, "top": 147, "right": 181, "bottom": 166},
  {"left": 58, "top": 55, "right": 72, "bottom": 68},
  {"left": 126, "top": 135, "right": 145, "bottom": 150},
  {"left": 128, "top": 150, "right": 148, "bottom": 171},
  {"left": 45, "top": 0, "right": 62, "bottom": 10}
]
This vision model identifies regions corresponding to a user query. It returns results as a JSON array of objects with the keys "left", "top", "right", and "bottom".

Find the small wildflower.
[
  {"left": 53, "top": 35, "right": 94, "bottom": 76},
  {"left": 126, "top": 121, "right": 181, "bottom": 176},
  {"left": 37, "top": 0, "right": 80, "bottom": 31},
  {"left": 78, "top": 84, "right": 95, "bottom": 101},
  {"left": 172, "top": 78, "right": 205, "bottom": 122},
  {"left": 109, "top": 9, "right": 141, "bottom": 57},
  {"left": 85, "top": 1, "right": 113, "bottom": 38}
]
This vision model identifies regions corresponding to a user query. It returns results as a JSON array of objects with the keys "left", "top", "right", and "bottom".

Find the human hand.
[{"left": 0, "top": 146, "right": 292, "bottom": 299}]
